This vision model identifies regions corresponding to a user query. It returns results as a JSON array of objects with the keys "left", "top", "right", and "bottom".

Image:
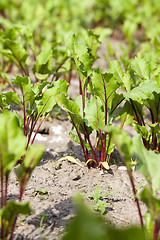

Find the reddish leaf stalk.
[
  {"left": 26, "top": 113, "right": 39, "bottom": 149},
  {"left": 0, "top": 164, "right": 4, "bottom": 239},
  {"left": 156, "top": 98, "right": 160, "bottom": 123},
  {"left": 127, "top": 168, "right": 144, "bottom": 230},
  {"left": 70, "top": 115, "right": 88, "bottom": 162},
  {"left": 86, "top": 77, "right": 90, "bottom": 99},
  {"left": 79, "top": 78, "right": 85, "bottom": 118},
  {"left": 149, "top": 107, "right": 155, "bottom": 124},
  {"left": 68, "top": 68, "right": 73, "bottom": 84},
  {"left": 111, "top": 98, "right": 125, "bottom": 115},
  {"left": 152, "top": 133, "right": 157, "bottom": 151},
  {"left": 153, "top": 221, "right": 160, "bottom": 240},
  {"left": 81, "top": 124, "right": 99, "bottom": 166},
  {"left": 130, "top": 99, "right": 142, "bottom": 126},
  {"left": 12, "top": 52, "right": 27, "bottom": 77},
  {"left": 142, "top": 138, "right": 149, "bottom": 150},
  {"left": 30, "top": 115, "right": 47, "bottom": 146},
  {"left": 51, "top": 56, "right": 68, "bottom": 82},
  {"left": 4, "top": 176, "right": 8, "bottom": 206},
  {"left": 99, "top": 131, "right": 104, "bottom": 162},
  {"left": 1, "top": 165, "right": 3, "bottom": 209},
  {"left": 26, "top": 97, "right": 50, "bottom": 148},
  {"left": 10, "top": 157, "right": 35, "bottom": 240},
  {"left": 95, "top": 133, "right": 101, "bottom": 156},
  {"left": 23, "top": 95, "right": 26, "bottom": 136}
]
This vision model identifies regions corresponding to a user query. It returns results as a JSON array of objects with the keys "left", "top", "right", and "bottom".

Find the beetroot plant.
[
  {"left": 109, "top": 55, "right": 160, "bottom": 153},
  {"left": 0, "top": 22, "right": 70, "bottom": 84},
  {"left": 0, "top": 111, "right": 44, "bottom": 239},
  {"left": 105, "top": 126, "right": 160, "bottom": 240},
  {"left": 56, "top": 71, "right": 124, "bottom": 168},
  {"left": 1, "top": 77, "right": 68, "bottom": 150}
]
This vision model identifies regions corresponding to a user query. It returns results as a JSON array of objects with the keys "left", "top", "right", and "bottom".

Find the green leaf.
[
  {"left": 13, "top": 76, "right": 35, "bottom": 103},
  {"left": 58, "top": 156, "right": 85, "bottom": 168},
  {"left": 131, "top": 56, "right": 150, "bottom": 79},
  {"left": 0, "top": 111, "right": 27, "bottom": 176},
  {"left": 124, "top": 80, "right": 160, "bottom": 103},
  {"left": 139, "top": 186, "right": 160, "bottom": 223},
  {"left": 0, "top": 200, "right": 32, "bottom": 237},
  {"left": 111, "top": 93, "right": 124, "bottom": 115},
  {"left": 62, "top": 194, "right": 146, "bottom": 240},
  {"left": 100, "top": 161, "right": 109, "bottom": 170},
  {"left": 122, "top": 19, "right": 137, "bottom": 43},
  {"left": 74, "top": 95, "right": 90, "bottom": 118},
  {"left": 33, "top": 43, "right": 53, "bottom": 76},
  {"left": 84, "top": 97, "right": 105, "bottom": 131},
  {"left": 90, "top": 68, "right": 117, "bottom": 109},
  {"left": 66, "top": 34, "right": 93, "bottom": 78},
  {"left": 120, "top": 101, "right": 134, "bottom": 128},
  {"left": 36, "top": 45, "right": 52, "bottom": 66},
  {"left": 109, "top": 61, "right": 124, "bottom": 85},
  {"left": 123, "top": 71, "right": 131, "bottom": 92},
  {"left": 0, "top": 93, "right": 8, "bottom": 111},
  {"left": 56, "top": 93, "right": 80, "bottom": 115},
  {"left": 103, "top": 126, "right": 132, "bottom": 164},
  {"left": 35, "top": 72, "right": 49, "bottom": 80},
  {"left": 32, "top": 81, "right": 49, "bottom": 95},
  {"left": 144, "top": 211, "right": 154, "bottom": 240},
  {"left": 4, "top": 92, "right": 22, "bottom": 109},
  {"left": 133, "top": 135, "right": 160, "bottom": 193},
  {"left": 38, "top": 86, "right": 60, "bottom": 114},
  {"left": 15, "top": 144, "right": 44, "bottom": 189},
  {"left": 0, "top": 36, "right": 28, "bottom": 72},
  {"left": 133, "top": 123, "right": 150, "bottom": 142},
  {"left": 62, "top": 194, "right": 108, "bottom": 240},
  {"left": 69, "top": 132, "right": 91, "bottom": 151},
  {"left": 0, "top": 49, "right": 20, "bottom": 67},
  {"left": 54, "top": 79, "right": 69, "bottom": 94}
]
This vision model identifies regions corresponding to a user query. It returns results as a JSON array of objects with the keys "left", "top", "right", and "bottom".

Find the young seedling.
[{"left": 86, "top": 186, "right": 111, "bottom": 215}]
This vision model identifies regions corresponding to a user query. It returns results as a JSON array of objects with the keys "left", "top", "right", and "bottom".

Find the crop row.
[{"left": 0, "top": 1, "right": 160, "bottom": 239}]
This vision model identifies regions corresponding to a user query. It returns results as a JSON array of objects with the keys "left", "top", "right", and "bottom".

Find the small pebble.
[{"left": 118, "top": 166, "right": 127, "bottom": 171}]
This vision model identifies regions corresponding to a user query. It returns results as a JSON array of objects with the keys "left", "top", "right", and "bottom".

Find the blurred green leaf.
[
  {"left": 15, "top": 144, "right": 45, "bottom": 189},
  {"left": 0, "top": 111, "right": 26, "bottom": 176},
  {"left": 0, "top": 201, "right": 32, "bottom": 238},
  {"left": 61, "top": 194, "right": 146, "bottom": 240},
  {"left": 133, "top": 135, "right": 160, "bottom": 193}
]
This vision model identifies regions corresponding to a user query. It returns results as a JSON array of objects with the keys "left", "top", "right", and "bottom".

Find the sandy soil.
[
  {"left": 10, "top": 116, "right": 147, "bottom": 240},
  {"left": 10, "top": 103, "right": 147, "bottom": 240}
]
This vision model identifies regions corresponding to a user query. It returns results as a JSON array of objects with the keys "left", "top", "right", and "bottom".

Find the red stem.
[
  {"left": 68, "top": 68, "right": 73, "bottom": 84},
  {"left": 70, "top": 115, "right": 88, "bottom": 162},
  {"left": 4, "top": 176, "right": 8, "bottom": 206},
  {"left": 79, "top": 78, "right": 85, "bottom": 118},
  {"left": 0, "top": 163, "right": 4, "bottom": 239},
  {"left": 81, "top": 124, "right": 99, "bottom": 166},
  {"left": 153, "top": 221, "right": 160, "bottom": 240},
  {"left": 127, "top": 169, "right": 144, "bottom": 230},
  {"left": 111, "top": 97, "right": 125, "bottom": 114},
  {"left": 23, "top": 95, "right": 26, "bottom": 136},
  {"left": 95, "top": 133, "right": 101, "bottom": 156},
  {"left": 130, "top": 99, "right": 142, "bottom": 126},
  {"left": 30, "top": 116, "right": 46, "bottom": 145},
  {"left": 1, "top": 164, "right": 3, "bottom": 209},
  {"left": 156, "top": 97, "right": 160, "bottom": 123}
]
